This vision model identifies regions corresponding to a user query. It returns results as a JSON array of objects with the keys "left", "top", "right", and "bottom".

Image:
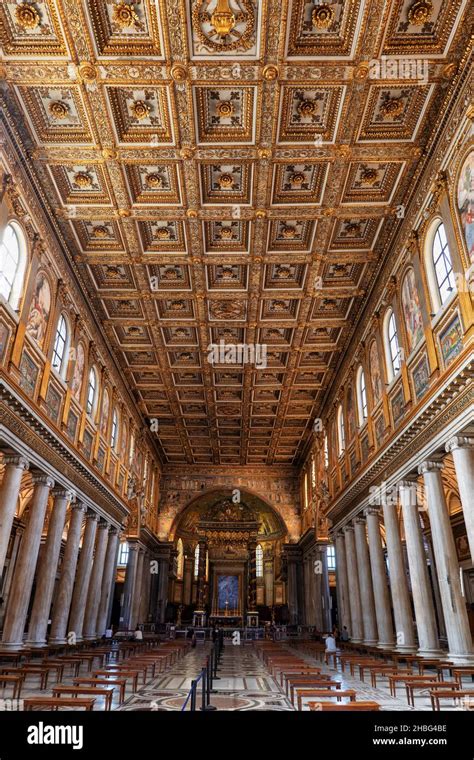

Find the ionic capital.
[
  {"left": 418, "top": 461, "right": 444, "bottom": 476},
  {"left": 445, "top": 436, "right": 474, "bottom": 454},
  {"left": 3, "top": 454, "right": 29, "bottom": 471},
  {"left": 32, "top": 473, "right": 55, "bottom": 489}
]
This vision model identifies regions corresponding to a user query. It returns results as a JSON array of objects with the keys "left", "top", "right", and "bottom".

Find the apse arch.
[{"left": 169, "top": 486, "right": 289, "bottom": 544}]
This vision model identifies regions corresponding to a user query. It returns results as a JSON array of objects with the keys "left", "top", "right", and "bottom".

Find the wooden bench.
[
  {"left": 405, "top": 680, "right": 459, "bottom": 707},
  {"left": 93, "top": 669, "right": 139, "bottom": 692},
  {"left": 453, "top": 668, "right": 474, "bottom": 686},
  {"left": 279, "top": 668, "right": 322, "bottom": 687},
  {"left": 388, "top": 673, "right": 435, "bottom": 698},
  {"left": 285, "top": 673, "right": 332, "bottom": 696},
  {"left": 430, "top": 689, "right": 474, "bottom": 711},
  {"left": 297, "top": 689, "right": 356, "bottom": 711},
  {"left": 308, "top": 700, "right": 380, "bottom": 711},
  {"left": 23, "top": 697, "right": 96, "bottom": 711},
  {"left": 73, "top": 678, "right": 127, "bottom": 704},
  {"left": 52, "top": 685, "right": 114, "bottom": 711},
  {"left": 0, "top": 674, "right": 24, "bottom": 699},
  {"left": 369, "top": 667, "right": 413, "bottom": 689},
  {"left": 289, "top": 678, "right": 339, "bottom": 705}
]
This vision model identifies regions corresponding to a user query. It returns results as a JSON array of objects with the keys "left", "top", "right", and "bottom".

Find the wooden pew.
[
  {"left": 308, "top": 700, "right": 380, "bottom": 711},
  {"left": 430, "top": 689, "right": 474, "bottom": 711},
  {"left": 297, "top": 689, "right": 357, "bottom": 710},
  {"left": 73, "top": 677, "right": 127, "bottom": 704},
  {"left": 0, "top": 674, "right": 24, "bottom": 699},
  {"left": 405, "top": 680, "right": 459, "bottom": 708},
  {"left": 23, "top": 697, "right": 96, "bottom": 711},
  {"left": 52, "top": 685, "right": 114, "bottom": 711}
]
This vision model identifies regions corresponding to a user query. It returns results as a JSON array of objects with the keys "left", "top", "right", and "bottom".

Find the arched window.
[
  {"left": 311, "top": 455, "right": 316, "bottom": 489},
  {"left": 356, "top": 365, "right": 368, "bottom": 425},
  {"left": 0, "top": 222, "right": 27, "bottom": 310},
  {"left": 176, "top": 538, "right": 184, "bottom": 580},
  {"left": 118, "top": 541, "right": 129, "bottom": 566},
  {"left": 323, "top": 433, "right": 329, "bottom": 469},
  {"left": 384, "top": 309, "right": 401, "bottom": 381},
  {"left": 337, "top": 405, "right": 345, "bottom": 456},
  {"left": 194, "top": 544, "right": 200, "bottom": 579},
  {"left": 129, "top": 432, "right": 135, "bottom": 466},
  {"left": 51, "top": 313, "right": 70, "bottom": 378},
  {"left": 111, "top": 408, "right": 119, "bottom": 450},
  {"left": 327, "top": 545, "right": 336, "bottom": 571},
  {"left": 86, "top": 366, "right": 98, "bottom": 417},
  {"left": 432, "top": 222, "right": 455, "bottom": 306},
  {"left": 256, "top": 544, "right": 263, "bottom": 577}
]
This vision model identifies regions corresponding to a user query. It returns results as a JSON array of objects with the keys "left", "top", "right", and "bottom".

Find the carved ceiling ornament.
[
  {"left": 192, "top": 0, "right": 255, "bottom": 52},
  {"left": 311, "top": 3, "right": 334, "bottom": 30},
  {"left": 112, "top": 2, "right": 140, "bottom": 30},
  {"left": 407, "top": 0, "right": 433, "bottom": 27},
  {"left": 15, "top": 2, "right": 41, "bottom": 30},
  {"left": 49, "top": 100, "right": 70, "bottom": 120}
]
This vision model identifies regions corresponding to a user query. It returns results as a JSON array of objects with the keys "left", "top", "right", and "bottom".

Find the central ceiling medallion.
[
  {"left": 311, "top": 3, "right": 334, "bottom": 30},
  {"left": 73, "top": 172, "right": 93, "bottom": 189},
  {"left": 145, "top": 173, "right": 163, "bottom": 189},
  {"left": 380, "top": 97, "right": 404, "bottom": 119},
  {"left": 298, "top": 99, "right": 317, "bottom": 117},
  {"left": 154, "top": 226, "right": 171, "bottom": 240},
  {"left": 216, "top": 100, "right": 234, "bottom": 119},
  {"left": 407, "top": 0, "right": 433, "bottom": 26},
  {"left": 49, "top": 101, "right": 70, "bottom": 120},
  {"left": 112, "top": 2, "right": 140, "bottom": 29},
  {"left": 15, "top": 2, "right": 41, "bottom": 30},
  {"left": 281, "top": 225, "right": 296, "bottom": 239},
  {"left": 360, "top": 168, "right": 378, "bottom": 186},
  {"left": 131, "top": 100, "right": 151, "bottom": 120},
  {"left": 219, "top": 227, "right": 234, "bottom": 240},
  {"left": 193, "top": 0, "right": 255, "bottom": 52},
  {"left": 290, "top": 172, "right": 305, "bottom": 187},
  {"left": 218, "top": 172, "right": 234, "bottom": 189},
  {"left": 93, "top": 225, "right": 109, "bottom": 239}
]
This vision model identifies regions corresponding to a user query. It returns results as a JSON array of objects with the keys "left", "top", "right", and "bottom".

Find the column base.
[
  {"left": 24, "top": 640, "right": 48, "bottom": 649},
  {"left": 0, "top": 642, "right": 25, "bottom": 651},
  {"left": 395, "top": 645, "right": 417, "bottom": 653},
  {"left": 417, "top": 648, "right": 444, "bottom": 658},
  {"left": 363, "top": 639, "right": 379, "bottom": 646},
  {"left": 446, "top": 653, "right": 474, "bottom": 665},
  {"left": 83, "top": 634, "right": 98, "bottom": 641},
  {"left": 350, "top": 637, "right": 363, "bottom": 644},
  {"left": 376, "top": 642, "right": 396, "bottom": 650},
  {"left": 47, "top": 638, "right": 68, "bottom": 646}
]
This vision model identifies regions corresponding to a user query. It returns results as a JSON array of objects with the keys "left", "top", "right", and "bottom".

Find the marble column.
[
  {"left": 399, "top": 480, "right": 441, "bottom": 656},
  {"left": 68, "top": 511, "right": 98, "bottom": 641},
  {"left": 0, "top": 455, "right": 29, "bottom": 578},
  {"left": 119, "top": 542, "right": 139, "bottom": 630},
  {"left": 343, "top": 526, "right": 363, "bottom": 642},
  {"left": 419, "top": 462, "right": 473, "bottom": 662},
  {"left": 83, "top": 520, "right": 109, "bottom": 640},
  {"left": 157, "top": 556, "right": 170, "bottom": 624},
  {"left": 316, "top": 543, "right": 331, "bottom": 631},
  {"left": 334, "top": 532, "right": 351, "bottom": 633},
  {"left": 49, "top": 503, "right": 86, "bottom": 644},
  {"left": 130, "top": 548, "right": 145, "bottom": 630},
  {"left": 381, "top": 498, "right": 416, "bottom": 651},
  {"left": 96, "top": 526, "right": 119, "bottom": 637},
  {"left": 26, "top": 488, "right": 76, "bottom": 647},
  {"left": 446, "top": 437, "right": 474, "bottom": 563},
  {"left": 354, "top": 517, "right": 378, "bottom": 645},
  {"left": 1, "top": 473, "right": 55, "bottom": 649},
  {"left": 365, "top": 508, "right": 395, "bottom": 649}
]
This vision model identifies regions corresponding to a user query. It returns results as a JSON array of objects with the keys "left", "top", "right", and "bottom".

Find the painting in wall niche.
[
  {"left": 369, "top": 339, "right": 382, "bottom": 405},
  {"left": 0, "top": 321, "right": 10, "bottom": 363},
  {"left": 374, "top": 413, "right": 385, "bottom": 448},
  {"left": 411, "top": 350, "right": 430, "bottom": 402},
  {"left": 66, "top": 409, "right": 78, "bottom": 441},
  {"left": 439, "top": 313, "right": 463, "bottom": 368},
  {"left": 390, "top": 386, "right": 405, "bottom": 427},
  {"left": 96, "top": 446, "right": 106, "bottom": 473},
  {"left": 401, "top": 268, "right": 424, "bottom": 352},
  {"left": 83, "top": 429, "right": 93, "bottom": 460},
  {"left": 71, "top": 342, "right": 85, "bottom": 401},
  {"left": 349, "top": 450, "right": 357, "bottom": 477},
  {"left": 457, "top": 150, "right": 474, "bottom": 260},
  {"left": 346, "top": 385, "right": 355, "bottom": 440},
  {"left": 19, "top": 351, "right": 39, "bottom": 396},
  {"left": 26, "top": 272, "right": 51, "bottom": 349},
  {"left": 45, "top": 382, "right": 62, "bottom": 424},
  {"left": 360, "top": 433, "right": 369, "bottom": 462},
  {"left": 100, "top": 389, "right": 110, "bottom": 437}
]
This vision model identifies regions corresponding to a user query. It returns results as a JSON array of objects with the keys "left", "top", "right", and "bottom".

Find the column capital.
[
  {"left": 85, "top": 510, "right": 99, "bottom": 522},
  {"left": 335, "top": 530, "right": 345, "bottom": 540},
  {"left": 108, "top": 525, "right": 119, "bottom": 535},
  {"left": 97, "top": 519, "right": 109, "bottom": 530},
  {"left": 31, "top": 473, "right": 55, "bottom": 489},
  {"left": 343, "top": 524, "right": 354, "bottom": 534},
  {"left": 128, "top": 542, "right": 140, "bottom": 553},
  {"left": 3, "top": 454, "right": 29, "bottom": 471},
  {"left": 418, "top": 461, "right": 444, "bottom": 476},
  {"left": 52, "top": 487, "right": 76, "bottom": 502},
  {"left": 446, "top": 436, "right": 474, "bottom": 453},
  {"left": 398, "top": 478, "right": 418, "bottom": 489},
  {"left": 71, "top": 502, "right": 87, "bottom": 513},
  {"left": 364, "top": 506, "right": 381, "bottom": 518},
  {"left": 354, "top": 516, "right": 366, "bottom": 526}
]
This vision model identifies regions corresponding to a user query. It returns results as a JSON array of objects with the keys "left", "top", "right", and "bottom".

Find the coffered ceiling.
[{"left": 0, "top": 0, "right": 471, "bottom": 466}]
